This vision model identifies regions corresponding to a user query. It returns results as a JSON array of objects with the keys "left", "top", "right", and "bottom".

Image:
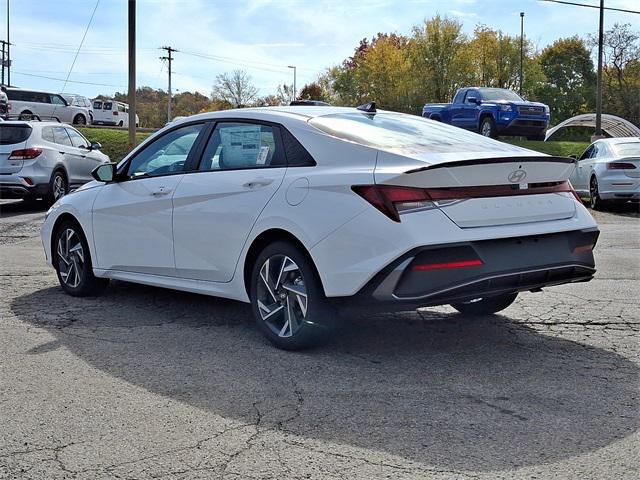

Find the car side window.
[
  {"left": 66, "top": 128, "right": 89, "bottom": 149},
  {"left": 93, "top": 100, "right": 103, "bottom": 110},
  {"left": 465, "top": 90, "right": 479, "bottom": 103},
  {"left": 53, "top": 126, "right": 73, "bottom": 147},
  {"left": 51, "top": 95, "right": 66, "bottom": 106},
  {"left": 126, "top": 123, "right": 204, "bottom": 178},
  {"left": 579, "top": 145, "right": 594, "bottom": 161},
  {"left": 41, "top": 127, "right": 55, "bottom": 143},
  {"left": 199, "top": 122, "right": 284, "bottom": 171},
  {"left": 453, "top": 90, "right": 465, "bottom": 104}
]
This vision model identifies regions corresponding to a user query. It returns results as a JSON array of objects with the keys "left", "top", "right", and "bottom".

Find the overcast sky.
[{"left": 3, "top": 0, "right": 638, "bottom": 99}]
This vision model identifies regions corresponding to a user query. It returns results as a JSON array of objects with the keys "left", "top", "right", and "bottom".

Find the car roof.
[
  {"left": 595, "top": 137, "right": 640, "bottom": 145},
  {"left": 6, "top": 87, "right": 57, "bottom": 94},
  {"left": 0, "top": 120, "right": 71, "bottom": 128}
]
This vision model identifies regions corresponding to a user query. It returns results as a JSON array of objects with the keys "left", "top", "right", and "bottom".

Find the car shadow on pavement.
[
  {"left": 0, "top": 199, "right": 48, "bottom": 218},
  {"left": 11, "top": 281, "right": 640, "bottom": 472}
]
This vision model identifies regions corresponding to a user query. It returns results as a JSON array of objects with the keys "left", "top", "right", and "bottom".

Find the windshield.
[
  {"left": 612, "top": 141, "right": 640, "bottom": 157},
  {"left": 308, "top": 112, "right": 517, "bottom": 155},
  {"left": 0, "top": 125, "right": 32, "bottom": 145},
  {"left": 479, "top": 88, "right": 523, "bottom": 102}
]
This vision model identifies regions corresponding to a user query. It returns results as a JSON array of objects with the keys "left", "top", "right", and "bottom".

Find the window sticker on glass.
[
  {"left": 219, "top": 125, "right": 262, "bottom": 168},
  {"left": 257, "top": 145, "right": 270, "bottom": 165}
]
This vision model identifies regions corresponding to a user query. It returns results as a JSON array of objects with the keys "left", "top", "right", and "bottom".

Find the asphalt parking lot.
[{"left": 0, "top": 199, "right": 638, "bottom": 480}]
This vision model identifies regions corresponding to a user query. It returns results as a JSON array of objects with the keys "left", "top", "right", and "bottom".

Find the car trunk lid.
[{"left": 374, "top": 151, "right": 578, "bottom": 228}]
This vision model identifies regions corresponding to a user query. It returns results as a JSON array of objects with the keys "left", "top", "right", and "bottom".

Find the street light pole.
[
  {"left": 288, "top": 65, "right": 296, "bottom": 101},
  {"left": 127, "top": 0, "right": 136, "bottom": 150},
  {"left": 519, "top": 12, "right": 524, "bottom": 96},
  {"left": 595, "top": 0, "right": 604, "bottom": 137},
  {"left": 6, "top": 0, "right": 10, "bottom": 86}
]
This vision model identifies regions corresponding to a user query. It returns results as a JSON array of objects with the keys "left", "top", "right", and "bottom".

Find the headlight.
[
  {"left": 44, "top": 203, "right": 59, "bottom": 221},
  {"left": 500, "top": 104, "right": 513, "bottom": 112}
]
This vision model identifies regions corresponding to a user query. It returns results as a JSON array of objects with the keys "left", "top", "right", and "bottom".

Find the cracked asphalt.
[{"left": 1, "top": 199, "right": 639, "bottom": 480}]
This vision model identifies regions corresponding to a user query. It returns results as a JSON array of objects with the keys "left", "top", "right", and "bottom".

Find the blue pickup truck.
[{"left": 422, "top": 87, "right": 550, "bottom": 140}]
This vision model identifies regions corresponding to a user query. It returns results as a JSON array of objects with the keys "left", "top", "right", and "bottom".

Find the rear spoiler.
[{"left": 404, "top": 156, "right": 576, "bottom": 174}]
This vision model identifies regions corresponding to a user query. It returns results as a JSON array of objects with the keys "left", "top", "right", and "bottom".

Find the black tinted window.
[
  {"left": 199, "top": 123, "right": 284, "bottom": 171},
  {"left": 280, "top": 127, "right": 315, "bottom": 167},
  {"left": 0, "top": 125, "right": 32, "bottom": 144},
  {"left": 103, "top": 102, "right": 112, "bottom": 111},
  {"left": 93, "top": 100, "right": 103, "bottom": 109}
]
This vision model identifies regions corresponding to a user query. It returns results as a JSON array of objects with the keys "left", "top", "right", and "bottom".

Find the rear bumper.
[
  {"left": 334, "top": 228, "right": 598, "bottom": 310},
  {"left": 0, "top": 181, "right": 49, "bottom": 198}
]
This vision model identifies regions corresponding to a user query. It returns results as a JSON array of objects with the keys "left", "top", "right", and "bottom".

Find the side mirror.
[
  {"left": 467, "top": 96, "right": 480, "bottom": 104},
  {"left": 91, "top": 163, "right": 116, "bottom": 182},
  {"left": 89, "top": 142, "right": 102, "bottom": 151}
]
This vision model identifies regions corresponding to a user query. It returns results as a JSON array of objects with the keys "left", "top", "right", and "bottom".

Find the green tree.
[{"left": 535, "top": 36, "right": 596, "bottom": 123}]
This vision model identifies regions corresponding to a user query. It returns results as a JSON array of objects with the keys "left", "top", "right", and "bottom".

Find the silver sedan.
[{"left": 571, "top": 137, "right": 640, "bottom": 209}]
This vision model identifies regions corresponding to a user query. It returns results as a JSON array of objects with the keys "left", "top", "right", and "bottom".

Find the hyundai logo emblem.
[{"left": 508, "top": 169, "right": 527, "bottom": 183}]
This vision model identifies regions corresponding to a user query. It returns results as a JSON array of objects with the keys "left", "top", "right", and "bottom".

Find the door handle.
[
  {"left": 151, "top": 186, "right": 172, "bottom": 196},
  {"left": 59, "top": 151, "right": 66, "bottom": 155},
  {"left": 242, "top": 178, "right": 274, "bottom": 189}
]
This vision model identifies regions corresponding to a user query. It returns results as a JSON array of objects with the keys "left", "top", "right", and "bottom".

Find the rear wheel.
[
  {"left": 590, "top": 176, "right": 606, "bottom": 210},
  {"left": 46, "top": 170, "right": 68, "bottom": 205},
  {"left": 53, "top": 221, "right": 109, "bottom": 296},
  {"left": 118, "top": 120, "right": 124, "bottom": 127},
  {"left": 250, "top": 241, "right": 334, "bottom": 350},
  {"left": 479, "top": 117, "right": 497, "bottom": 138},
  {"left": 450, "top": 293, "right": 518, "bottom": 315}
]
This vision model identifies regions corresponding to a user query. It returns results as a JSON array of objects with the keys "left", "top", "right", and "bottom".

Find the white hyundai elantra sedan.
[{"left": 41, "top": 104, "right": 599, "bottom": 349}]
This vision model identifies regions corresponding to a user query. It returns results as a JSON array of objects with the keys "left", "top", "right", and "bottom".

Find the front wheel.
[
  {"left": 54, "top": 221, "right": 109, "bottom": 296},
  {"left": 450, "top": 293, "right": 518, "bottom": 315},
  {"left": 479, "top": 117, "right": 497, "bottom": 138},
  {"left": 47, "top": 170, "right": 68, "bottom": 205},
  {"left": 250, "top": 241, "right": 334, "bottom": 350}
]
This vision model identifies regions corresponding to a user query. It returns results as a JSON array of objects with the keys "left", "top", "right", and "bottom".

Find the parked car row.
[{"left": 0, "top": 85, "right": 138, "bottom": 127}]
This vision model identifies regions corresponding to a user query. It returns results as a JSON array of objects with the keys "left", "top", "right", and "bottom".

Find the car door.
[
  {"left": 569, "top": 144, "right": 594, "bottom": 193},
  {"left": 449, "top": 90, "right": 467, "bottom": 128},
  {"left": 460, "top": 89, "right": 480, "bottom": 129},
  {"left": 172, "top": 121, "right": 287, "bottom": 282},
  {"left": 91, "top": 123, "right": 207, "bottom": 276},
  {"left": 33, "top": 92, "right": 55, "bottom": 119},
  {"left": 51, "top": 94, "right": 71, "bottom": 123},
  {"left": 65, "top": 127, "right": 104, "bottom": 185}
]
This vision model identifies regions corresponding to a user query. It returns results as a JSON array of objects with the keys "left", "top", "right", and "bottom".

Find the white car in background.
[
  {"left": 570, "top": 137, "right": 640, "bottom": 209},
  {"left": 92, "top": 99, "right": 139, "bottom": 127},
  {"left": 61, "top": 94, "right": 94, "bottom": 124},
  {"left": 6, "top": 88, "right": 92, "bottom": 125},
  {"left": 0, "top": 121, "right": 109, "bottom": 204},
  {"left": 41, "top": 105, "right": 599, "bottom": 350}
]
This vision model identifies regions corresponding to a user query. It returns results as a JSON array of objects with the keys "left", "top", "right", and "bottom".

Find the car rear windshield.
[
  {"left": 308, "top": 112, "right": 517, "bottom": 155},
  {"left": 479, "top": 88, "right": 523, "bottom": 101},
  {"left": 0, "top": 125, "right": 32, "bottom": 145},
  {"left": 612, "top": 142, "right": 640, "bottom": 157}
]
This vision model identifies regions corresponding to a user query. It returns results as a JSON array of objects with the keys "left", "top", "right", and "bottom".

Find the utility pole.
[
  {"left": 6, "top": 0, "right": 10, "bottom": 86},
  {"left": 519, "top": 12, "right": 524, "bottom": 96},
  {"left": 128, "top": 0, "right": 136, "bottom": 150},
  {"left": 595, "top": 0, "right": 604, "bottom": 137},
  {"left": 287, "top": 65, "right": 296, "bottom": 101},
  {"left": 1, "top": 40, "right": 5, "bottom": 84},
  {"left": 160, "top": 46, "right": 177, "bottom": 122}
]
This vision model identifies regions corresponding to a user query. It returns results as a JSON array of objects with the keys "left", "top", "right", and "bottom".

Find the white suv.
[{"left": 6, "top": 88, "right": 92, "bottom": 125}]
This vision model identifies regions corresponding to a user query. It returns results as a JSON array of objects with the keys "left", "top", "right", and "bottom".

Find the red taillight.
[
  {"left": 412, "top": 259, "right": 484, "bottom": 271},
  {"left": 608, "top": 162, "right": 636, "bottom": 170},
  {"left": 352, "top": 181, "right": 579, "bottom": 222},
  {"left": 352, "top": 185, "right": 432, "bottom": 222},
  {"left": 9, "top": 148, "right": 42, "bottom": 160},
  {"left": 113, "top": 111, "right": 118, "bottom": 115}
]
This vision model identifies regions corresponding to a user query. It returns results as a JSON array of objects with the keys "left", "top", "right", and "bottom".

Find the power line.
[
  {"left": 539, "top": 0, "right": 640, "bottom": 14},
  {"left": 13, "top": 71, "right": 126, "bottom": 88}
]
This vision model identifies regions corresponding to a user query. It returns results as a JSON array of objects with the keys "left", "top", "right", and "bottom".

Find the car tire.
[
  {"left": 53, "top": 220, "right": 109, "bottom": 297},
  {"left": 479, "top": 117, "right": 497, "bottom": 138},
  {"left": 19, "top": 110, "right": 33, "bottom": 120},
  {"left": 250, "top": 241, "right": 334, "bottom": 350},
  {"left": 46, "top": 170, "right": 68, "bottom": 205},
  {"left": 450, "top": 293, "right": 518, "bottom": 315},
  {"left": 73, "top": 114, "right": 87, "bottom": 125},
  {"left": 118, "top": 120, "right": 124, "bottom": 127},
  {"left": 590, "top": 176, "right": 606, "bottom": 211}
]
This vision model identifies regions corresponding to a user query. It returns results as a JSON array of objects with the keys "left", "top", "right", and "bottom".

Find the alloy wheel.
[
  {"left": 57, "top": 228, "right": 84, "bottom": 288},
  {"left": 256, "top": 255, "right": 308, "bottom": 338},
  {"left": 481, "top": 121, "right": 492, "bottom": 137},
  {"left": 590, "top": 177, "right": 599, "bottom": 209},
  {"left": 53, "top": 174, "right": 66, "bottom": 201}
]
